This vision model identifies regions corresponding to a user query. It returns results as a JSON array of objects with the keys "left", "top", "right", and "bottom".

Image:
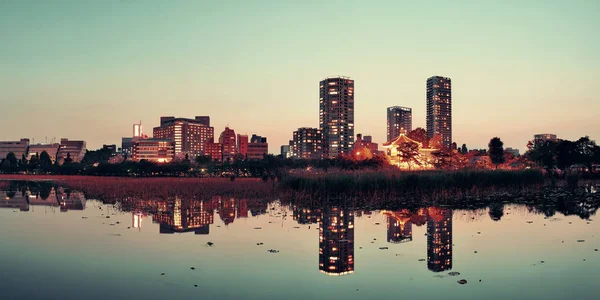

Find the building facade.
[
  {"left": 534, "top": 134, "right": 558, "bottom": 144},
  {"left": 132, "top": 139, "right": 175, "bottom": 163},
  {"left": 387, "top": 106, "right": 412, "bottom": 141},
  {"left": 427, "top": 208, "right": 453, "bottom": 272},
  {"left": 247, "top": 134, "right": 268, "bottom": 160},
  {"left": 153, "top": 117, "right": 214, "bottom": 159},
  {"left": 353, "top": 134, "right": 378, "bottom": 154},
  {"left": 218, "top": 127, "right": 236, "bottom": 161},
  {"left": 280, "top": 145, "right": 291, "bottom": 158},
  {"left": 28, "top": 143, "right": 60, "bottom": 163},
  {"left": 204, "top": 141, "right": 222, "bottom": 162},
  {"left": 0, "top": 139, "right": 30, "bottom": 160},
  {"left": 291, "top": 127, "right": 323, "bottom": 159},
  {"left": 57, "top": 138, "right": 86, "bottom": 163},
  {"left": 319, "top": 77, "right": 355, "bottom": 158},
  {"left": 237, "top": 134, "right": 248, "bottom": 158},
  {"left": 319, "top": 207, "right": 354, "bottom": 276},
  {"left": 426, "top": 76, "right": 452, "bottom": 148}
]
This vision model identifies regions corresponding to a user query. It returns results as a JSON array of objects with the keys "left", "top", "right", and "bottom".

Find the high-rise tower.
[
  {"left": 319, "top": 77, "right": 354, "bottom": 158},
  {"left": 426, "top": 76, "right": 452, "bottom": 148}
]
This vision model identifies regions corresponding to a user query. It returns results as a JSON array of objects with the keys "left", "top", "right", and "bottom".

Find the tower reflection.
[
  {"left": 319, "top": 207, "right": 354, "bottom": 276},
  {"left": 426, "top": 207, "right": 453, "bottom": 272}
]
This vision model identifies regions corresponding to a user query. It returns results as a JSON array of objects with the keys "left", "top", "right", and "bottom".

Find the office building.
[
  {"left": 291, "top": 127, "right": 323, "bottom": 159},
  {"left": 247, "top": 134, "right": 268, "bottom": 160},
  {"left": 387, "top": 106, "right": 412, "bottom": 141},
  {"left": 319, "top": 77, "right": 355, "bottom": 158},
  {"left": 237, "top": 134, "right": 248, "bottom": 158},
  {"left": 132, "top": 139, "right": 175, "bottom": 163},
  {"left": 0, "top": 139, "right": 30, "bottom": 160},
  {"left": 204, "top": 141, "right": 222, "bottom": 162},
  {"left": 219, "top": 127, "right": 236, "bottom": 161},
  {"left": 353, "top": 134, "right": 378, "bottom": 153},
  {"left": 27, "top": 143, "right": 60, "bottom": 163},
  {"left": 280, "top": 145, "right": 291, "bottom": 158},
  {"left": 426, "top": 76, "right": 452, "bottom": 148},
  {"left": 153, "top": 116, "right": 214, "bottom": 158},
  {"left": 57, "top": 138, "right": 86, "bottom": 163},
  {"left": 319, "top": 207, "right": 354, "bottom": 276}
]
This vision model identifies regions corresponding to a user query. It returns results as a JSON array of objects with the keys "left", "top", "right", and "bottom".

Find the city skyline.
[{"left": 1, "top": 1, "right": 599, "bottom": 153}]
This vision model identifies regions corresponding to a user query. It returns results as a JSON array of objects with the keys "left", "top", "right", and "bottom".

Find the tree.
[
  {"left": 429, "top": 134, "right": 444, "bottom": 150},
  {"left": 39, "top": 151, "right": 53, "bottom": 172},
  {"left": 461, "top": 144, "right": 468, "bottom": 154},
  {"left": 64, "top": 152, "right": 73, "bottom": 164},
  {"left": 406, "top": 128, "right": 429, "bottom": 148},
  {"left": 396, "top": 141, "right": 420, "bottom": 170},
  {"left": 488, "top": 137, "right": 505, "bottom": 169},
  {"left": 6, "top": 152, "right": 18, "bottom": 169}
]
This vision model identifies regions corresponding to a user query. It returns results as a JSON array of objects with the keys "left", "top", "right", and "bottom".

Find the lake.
[{"left": 0, "top": 180, "right": 599, "bottom": 300}]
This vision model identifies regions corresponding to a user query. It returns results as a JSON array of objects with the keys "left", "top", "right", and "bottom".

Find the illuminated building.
[
  {"left": 121, "top": 137, "right": 134, "bottom": 157},
  {"left": 219, "top": 127, "right": 237, "bottom": 162},
  {"left": 291, "top": 127, "right": 323, "bottom": 159},
  {"left": 58, "top": 191, "right": 86, "bottom": 212},
  {"left": 237, "top": 199, "right": 248, "bottom": 218},
  {"left": 27, "top": 143, "right": 60, "bottom": 163},
  {"left": 319, "top": 77, "right": 354, "bottom": 158},
  {"left": 383, "top": 210, "right": 413, "bottom": 243},
  {"left": 219, "top": 198, "right": 236, "bottom": 225},
  {"left": 133, "top": 121, "right": 143, "bottom": 138},
  {"left": 204, "top": 141, "right": 222, "bottom": 162},
  {"left": 132, "top": 213, "right": 144, "bottom": 229},
  {"left": 0, "top": 138, "right": 30, "bottom": 160},
  {"left": 426, "top": 76, "right": 452, "bottom": 148},
  {"left": 387, "top": 106, "right": 412, "bottom": 141},
  {"left": 293, "top": 207, "right": 321, "bottom": 224},
  {"left": 352, "top": 134, "right": 379, "bottom": 159},
  {"left": 280, "top": 145, "right": 291, "bottom": 158},
  {"left": 26, "top": 187, "right": 59, "bottom": 207},
  {"left": 132, "top": 139, "right": 175, "bottom": 163},
  {"left": 237, "top": 134, "right": 248, "bottom": 158},
  {"left": 382, "top": 134, "right": 437, "bottom": 169},
  {"left": 153, "top": 116, "right": 214, "bottom": 158},
  {"left": 319, "top": 207, "right": 354, "bottom": 276},
  {"left": 247, "top": 134, "right": 268, "bottom": 160},
  {"left": 154, "top": 198, "right": 214, "bottom": 234},
  {"left": 57, "top": 138, "right": 86, "bottom": 163},
  {"left": 427, "top": 208, "right": 453, "bottom": 272}
]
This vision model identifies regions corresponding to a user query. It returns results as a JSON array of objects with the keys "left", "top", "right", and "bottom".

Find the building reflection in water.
[
  {"left": 319, "top": 207, "right": 354, "bottom": 276},
  {"left": 58, "top": 189, "right": 86, "bottom": 212},
  {"left": 293, "top": 207, "right": 321, "bottom": 224},
  {"left": 427, "top": 207, "right": 453, "bottom": 272},
  {"left": 154, "top": 197, "right": 214, "bottom": 234},
  {"left": 382, "top": 209, "right": 413, "bottom": 243},
  {"left": 0, "top": 191, "right": 29, "bottom": 211}
]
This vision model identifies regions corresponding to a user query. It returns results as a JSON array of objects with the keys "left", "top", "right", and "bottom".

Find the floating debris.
[
  {"left": 194, "top": 285, "right": 198, "bottom": 288},
  {"left": 190, "top": 267, "right": 195, "bottom": 270},
  {"left": 433, "top": 275, "right": 444, "bottom": 278},
  {"left": 457, "top": 279, "right": 467, "bottom": 285},
  {"left": 81, "top": 217, "right": 88, "bottom": 219},
  {"left": 293, "top": 226, "right": 300, "bottom": 229},
  {"left": 577, "top": 240, "right": 585, "bottom": 243},
  {"left": 267, "top": 249, "right": 280, "bottom": 253},
  {"left": 477, "top": 232, "right": 481, "bottom": 234},
  {"left": 474, "top": 251, "right": 478, "bottom": 254},
  {"left": 254, "top": 227, "right": 262, "bottom": 230},
  {"left": 448, "top": 271, "right": 461, "bottom": 276},
  {"left": 526, "top": 221, "right": 533, "bottom": 224},
  {"left": 161, "top": 273, "right": 165, "bottom": 276},
  {"left": 116, "top": 221, "right": 120, "bottom": 224},
  {"left": 418, "top": 259, "right": 426, "bottom": 262},
  {"left": 595, "top": 249, "right": 598, "bottom": 252},
  {"left": 256, "top": 242, "right": 264, "bottom": 246},
  {"left": 379, "top": 247, "right": 389, "bottom": 250},
  {"left": 374, "top": 223, "right": 380, "bottom": 225},
  {"left": 373, "top": 238, "right": 377, "bottom": 241},
  {"left": 207, "top": 242, "right": 214, "bottom": 247}
]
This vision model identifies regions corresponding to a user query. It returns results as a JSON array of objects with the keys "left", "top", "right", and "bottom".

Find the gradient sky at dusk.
[{"left": 1, "top": 0, "right": 599, "bottom": 152}]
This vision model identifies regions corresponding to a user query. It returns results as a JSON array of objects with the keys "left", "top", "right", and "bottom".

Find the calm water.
[{"left": 1, "top": 182, "right": 599, "bottom": 300}]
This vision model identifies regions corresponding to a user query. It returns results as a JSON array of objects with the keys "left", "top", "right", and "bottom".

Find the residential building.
[
  {"left": 237, "top": 134, "right": 248, "bottom": 158},
  {"left": 291, "top": 127, "right": 323, "bottom": 159},
  {"left": 319, "top": 207, "right": 354, "bottom": 276},
  {"left": 319, "top": 76, "right": 355, "bottom": 158},
  {"left": 153, "top": 116, "right": 214, "bottom": 158},
  {"left": 132, "top": 139, "right": 175, "bottom": 163},
  {"left": 387, "top": 106, "right": 412, "bottom": 141},
  {"left": 353, "top": 134, "right": 378, "bottom": 153},
  {"left": 57, "top": 138, "right": 86, "bottom": 163},
  {"left": 280, "top": 145, "right": 291, "bottom": 158},
  {"left": 218, "top": 127, "right": 236, "bottom": 161},
  {"left": 27, "top": 143, "right": 60, "bottom": 163},
  {"left": 426, "top": 76, "right": 452, "bottom": 148},
  {"left": 121, "top": 137, "right": 134, "bottom": 157},
  {"left": 247, "top": 134, "right": 268, "bottom": 160},
  {"left": 0, "top": 139, "right": 30, "bottom": 160},
  {"left": 204, "top": 141, "right": 222, "bottom": 162},
  {"left": 427, "top": 208, "right": 453, "bottom": 273},
  {"left": 383, "top": 210, "right": 413, "bottom": 244}
]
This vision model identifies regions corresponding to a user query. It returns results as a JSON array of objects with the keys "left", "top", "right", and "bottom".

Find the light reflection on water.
[{"left": 0, "top": 181, "right": 599, "bottom": 300}]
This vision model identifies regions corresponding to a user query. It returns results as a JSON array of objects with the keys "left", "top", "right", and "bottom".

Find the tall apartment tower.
[
  {"left": 219, "top": 127, "right": 236, "bottom": 161},
  {"left": 387, "top": 106, "right": 412, "bottom": 141},
  {"left": 426, "top": 76, "right": 452, "bottom": 148},
  {"left": 319, "top": 77, "right": 354, "bottom": 158}
]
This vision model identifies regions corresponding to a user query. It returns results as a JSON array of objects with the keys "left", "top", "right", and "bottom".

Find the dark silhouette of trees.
[
  {"left": 461, "top": 144, "right": 468, "bottom": 154},
  {"left": 488, "top": 137, "right": 505, "bottom": 169}
]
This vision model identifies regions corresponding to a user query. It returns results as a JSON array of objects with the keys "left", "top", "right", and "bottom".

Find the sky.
[{"left": 1, "top": 0, "right": 599, "bottom": 153}]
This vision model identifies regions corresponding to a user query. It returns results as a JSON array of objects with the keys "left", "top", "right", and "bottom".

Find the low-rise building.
[
  {"left": 132, "top": 139, "right": 175, "bottom": 163},
  {"left": 28, "top": 143, "right": 60, "bottom": 163},
  {"left": 57, "top": 138, "right": 86, "bottom": 163},
  {"left": 0, "top": 139, "right": 30, "bottom": 160},
  {"left": 291, "top": 127, "right": 323, "bottom": 159},
  {"left": 505, "top": 147, "right": 520, "bottom": 157},
  {"left": 204, "top": 141, "right": 222, "bottom": 162},
  {"left": 247, "top": 134, "right": 268, "bottom": 160}
]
